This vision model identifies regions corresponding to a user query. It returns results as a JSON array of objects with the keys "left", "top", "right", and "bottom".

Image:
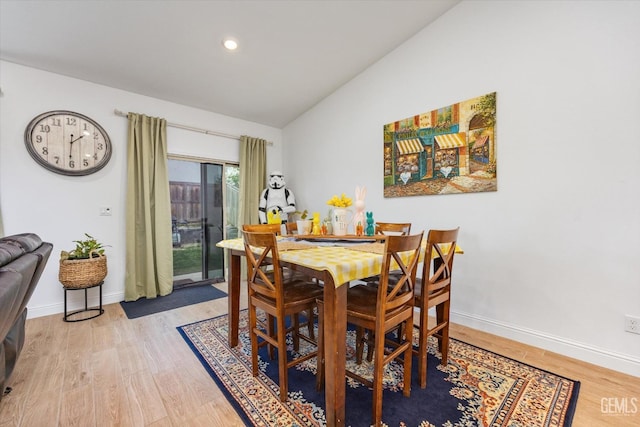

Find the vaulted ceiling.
[{"left": 0, "top": 0, "right": 460, "bottom": 128}]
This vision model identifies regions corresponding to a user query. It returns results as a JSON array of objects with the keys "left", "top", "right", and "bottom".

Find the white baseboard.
[
  {"left": 451, "top": 311, "right": 640, "bottom": 378},
  {"left": 26, "top": 290, "right": 125, "bottom": 319}
]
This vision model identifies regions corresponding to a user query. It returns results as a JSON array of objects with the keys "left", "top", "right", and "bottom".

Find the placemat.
[
  {"left": 277, "top": 241, "right": 318, "bottom": 251},
  {"left": 345, "top": 242, "right": 385, "bottom": 254}
]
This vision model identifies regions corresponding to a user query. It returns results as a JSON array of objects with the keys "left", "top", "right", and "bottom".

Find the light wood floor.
[{"left": 1, "top": 282, "right": 638, "bottom": 426}]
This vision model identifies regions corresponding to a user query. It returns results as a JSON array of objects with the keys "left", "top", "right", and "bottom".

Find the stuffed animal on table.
[
  {"left": 258, "top": 170, "right": 296, "bottom": 224},
  {"left": 365, "top": 211, "right": 375, "bottom": 236},
  {"left": 352, "top": 185, "right": 366, "bottom": 232}
]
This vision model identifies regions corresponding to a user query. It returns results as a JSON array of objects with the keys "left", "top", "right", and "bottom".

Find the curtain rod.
[{"left": 113, "top": 109, "right": 272, "bottom": 145}]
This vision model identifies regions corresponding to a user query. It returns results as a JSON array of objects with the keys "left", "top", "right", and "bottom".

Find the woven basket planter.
[{"left": 59, "top": 254, "right": 107, "bottom": 288}]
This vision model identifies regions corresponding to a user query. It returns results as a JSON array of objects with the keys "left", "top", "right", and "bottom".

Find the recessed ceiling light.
[{"left": 222, "top": 38, "right": 238, "bottom": 51}]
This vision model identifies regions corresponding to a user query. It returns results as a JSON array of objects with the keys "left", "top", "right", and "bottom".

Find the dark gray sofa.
[{"left": 0, "top": 233, "right": 52, "bottom": 401}]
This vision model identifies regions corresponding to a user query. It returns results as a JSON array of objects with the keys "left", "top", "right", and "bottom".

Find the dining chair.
[
  {"left": 316, "top": 232, "right": 423, "bottom": 426},
  {"left": 243, "top": 230, "right": 324, "bottom": 401},
  {"left": 412, "top": 227, "right": 459, "bottom": 388}
]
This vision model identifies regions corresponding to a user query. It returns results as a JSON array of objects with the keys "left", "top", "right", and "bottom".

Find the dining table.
[{"left": 216, "top": 233, "right": 462, "bottom": 427}]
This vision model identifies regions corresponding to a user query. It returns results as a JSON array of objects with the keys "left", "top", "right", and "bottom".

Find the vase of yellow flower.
[{"left": 327, "top": 193, "right": 353, "bottom": 236}]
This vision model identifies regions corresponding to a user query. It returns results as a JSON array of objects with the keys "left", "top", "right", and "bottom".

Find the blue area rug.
[
  {"left": 120, "top": 284, "right": 226, "bottom": 319},
  {"left": 178, "top": 310, "right": 579, "bottom": 426}
]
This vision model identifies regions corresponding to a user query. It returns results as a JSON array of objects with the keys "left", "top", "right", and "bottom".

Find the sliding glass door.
[{"left": 169, "top": 158, "right": 238, "bottom": 288}]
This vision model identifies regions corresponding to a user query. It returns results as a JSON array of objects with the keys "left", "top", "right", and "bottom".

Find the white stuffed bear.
[{"left": 258, "top": 171, "right": 296, "bottom": 224}]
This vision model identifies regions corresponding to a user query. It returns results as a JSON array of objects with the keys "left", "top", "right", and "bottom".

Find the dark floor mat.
[{"left": 120, "top": 284, "right": 226, "bottom": 319}]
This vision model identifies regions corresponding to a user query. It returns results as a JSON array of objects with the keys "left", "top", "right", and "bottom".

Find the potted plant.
[
  {"left": 292, "top": 209, "right": 312, "bottom": 235},
  {"left": 326, "top": 193, "right": 353, "bottom": 236},
  {"left": 59, "top": 233, "right": 108, "bottom": 288}
]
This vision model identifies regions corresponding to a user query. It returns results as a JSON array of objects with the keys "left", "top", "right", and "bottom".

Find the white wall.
[
  {"left": 0, "top": 60, "right": 283, "bottom": 317},
  {"left": 283, "top": 1, "right": 640, "bottom": 376}
]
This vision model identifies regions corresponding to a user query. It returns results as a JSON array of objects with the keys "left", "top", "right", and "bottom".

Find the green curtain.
[
  {"left": 237, "top": 136, "right": 267, "bottom": 279},
  {"left": 124, "top": 113, "right": 173, "bottom": 301},
  {"left": 238, "top": 136, "right": 267, "bottom": 227}
]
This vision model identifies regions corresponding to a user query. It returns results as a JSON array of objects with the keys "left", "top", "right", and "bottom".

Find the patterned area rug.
[{"left": 177, "top": 311, "right": 579, "bottom": 427}]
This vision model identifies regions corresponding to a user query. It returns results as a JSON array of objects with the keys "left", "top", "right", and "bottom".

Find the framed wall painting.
[{"left": 383, "top": 92, "right": 497, "bottom": 197}]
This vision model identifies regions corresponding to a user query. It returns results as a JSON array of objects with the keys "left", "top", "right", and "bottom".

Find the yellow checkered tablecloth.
[{"left": 216, "top": 237, "right": 462, "bottom": 288}]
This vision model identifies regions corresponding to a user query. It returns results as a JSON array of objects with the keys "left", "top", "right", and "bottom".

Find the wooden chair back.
[
  {"left": 285, "top": 221, "right": 297, "bottom": 234},
  {"left": 414, "top": 227, "right": 459, "bottom": 389},
  {"left": 242, "top": 223, "right": 282, "bottom": 235},
  {"left": 420, "top": 227, "right": 459, "bottom": 304},
  {"left": 375, "top": 222, "right": 412, "bottom": 236},
  {"left": 242, "top": 230, "right": 283, "bottom": 299},
  {"left": 359, "top": 222, "right": 412, "bottom": 285},
  {"left": 243, "top": 223, "right": 310, "bottom": 281},
  {"left": 377, "top": 232, "right": 423, "bottom": 316}
]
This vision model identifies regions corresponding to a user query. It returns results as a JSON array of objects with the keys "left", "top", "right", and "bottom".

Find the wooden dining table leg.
[
  {"left": 323, "top": 273, "right": 347, "bottom": 427},
  {"left": 227, "top": 249, "right": 241, "bottom": 347}
]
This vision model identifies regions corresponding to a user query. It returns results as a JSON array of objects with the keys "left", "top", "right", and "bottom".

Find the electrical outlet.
[{"left": 625, "top": 315, "right": 640, "bottom": 334}]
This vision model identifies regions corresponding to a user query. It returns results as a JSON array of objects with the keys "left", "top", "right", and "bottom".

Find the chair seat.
[
  {"left": 361, "top": 271, "right": 402, "bottom": 287},
  {"left": 346, "top": 285, "right": 408, "bottom": 322},
  {"left": 253, "top": 281, "right": 324, "bottom": 308}
]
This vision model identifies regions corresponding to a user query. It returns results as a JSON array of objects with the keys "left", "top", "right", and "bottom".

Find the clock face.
[{"left": 24, "top": 110, "right": 112, "bottom": 176}]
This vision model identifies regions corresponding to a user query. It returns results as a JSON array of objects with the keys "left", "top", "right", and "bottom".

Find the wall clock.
[{"left": 24, "top": 110, "right": 112, "bottom": 176}]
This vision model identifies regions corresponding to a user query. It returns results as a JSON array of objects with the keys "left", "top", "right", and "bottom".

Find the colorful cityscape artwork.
[{"left": 383, "top": 92, "right": 497, "bottom": 197}]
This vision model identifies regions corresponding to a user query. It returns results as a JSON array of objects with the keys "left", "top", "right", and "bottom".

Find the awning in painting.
[
  {"left": 395, "top": 139, "right": 424, "bottom": 155},
  {"left": 434, "top": 133, "right": 467, "bottom": 149},
  {"left": 474, "top": 135, "right": 489, "bottom": 148}
]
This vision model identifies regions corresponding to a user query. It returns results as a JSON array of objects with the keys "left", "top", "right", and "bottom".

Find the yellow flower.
[{"left": 326, "top": 193, "right": 353, "bottom": 207}]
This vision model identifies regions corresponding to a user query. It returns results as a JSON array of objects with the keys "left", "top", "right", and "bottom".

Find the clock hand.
[
  {"left": 69, "top": 134, "right": 85, "bottom": 144},
  {"left": 69, "top": 134, "right": 85, "bottom": 159}
]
